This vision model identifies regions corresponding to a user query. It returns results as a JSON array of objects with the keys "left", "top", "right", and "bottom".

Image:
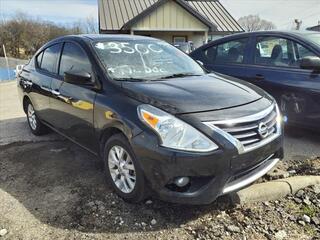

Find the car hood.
[{"left": 121, "top": 73, "right": 268, "bottom": 114}]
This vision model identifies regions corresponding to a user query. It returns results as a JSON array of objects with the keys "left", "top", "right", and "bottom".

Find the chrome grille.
[{"left": 204, "top": 104, "right": 281, "bottom": 153}]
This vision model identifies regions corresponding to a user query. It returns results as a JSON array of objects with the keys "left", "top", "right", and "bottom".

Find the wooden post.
[{"left": 204, "top": 31, "right": 208, "bottom": 44}]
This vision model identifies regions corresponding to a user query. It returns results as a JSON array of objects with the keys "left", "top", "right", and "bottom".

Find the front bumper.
[
  {"left": 222, "top": 154, "right": 279, "bottom": 194},
  {"left": 131, "top": 128, "right": 283, "bottom": 205}
]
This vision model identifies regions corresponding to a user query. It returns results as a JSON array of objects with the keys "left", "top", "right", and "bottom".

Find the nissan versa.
[{"left": 17, "top": 35, "right": 283, "bottom": 205}]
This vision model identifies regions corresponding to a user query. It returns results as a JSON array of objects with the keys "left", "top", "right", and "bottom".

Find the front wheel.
[
  {"left": 103, "top": 134, "right": 148, "bottom": 203},
  {"left": 26, "top": 101, "right": 49, "bottom": 136}
]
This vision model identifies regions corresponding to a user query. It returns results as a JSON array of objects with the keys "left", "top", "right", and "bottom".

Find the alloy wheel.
[
  {"left": 108, "top": 145, "right": 136, "bottom": 193},
  {"left": 27, "top": 104, "right": 37, "bottom": 130}
]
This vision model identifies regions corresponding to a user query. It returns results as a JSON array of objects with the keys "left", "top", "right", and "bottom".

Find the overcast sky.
[
  {"left": 0, "top": 0, "right": 98, "bottom": 25},
  {"left": 1, "top": 0, "right": 319, "bottom": 29},
  {"left": 221, "top": 0, "right": 320, "bottom": 30}
]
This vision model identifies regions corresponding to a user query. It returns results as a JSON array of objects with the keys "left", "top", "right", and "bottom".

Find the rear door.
[
  {"left": 192, "top": 37, "right": 252, "bottom": 80},
  {"left": 48, "top": 41, "right": 97, "bottom": 151},
  {"left": 31, "top": 43, "right": 62, "bottom": 121},
  {"left": 245, "top": 35, "right": 320, "bottom": 128}
]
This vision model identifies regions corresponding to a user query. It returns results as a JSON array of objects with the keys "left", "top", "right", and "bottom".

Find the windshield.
[
  {"left": 305, "top": 33, "right": 320, "bottom": 47},
  {"left": 93, "top": 39, "right": 204, "bottom": 81}
]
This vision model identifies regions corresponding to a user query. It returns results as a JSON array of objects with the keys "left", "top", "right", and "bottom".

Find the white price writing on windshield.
[
  {"left": 103, "top": 42, "right": 164, "bottom": 54},
  {"left": 108, "top": 65, "right": 167, "bottom": 75}
]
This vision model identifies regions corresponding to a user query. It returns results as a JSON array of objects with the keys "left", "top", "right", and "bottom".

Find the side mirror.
[
  {"left": 64, "top": 70, "right": 92, "bottom": 85},
  {"left": 15, "top": 65, "right": 24, "bottom": 77},
  {"left": 300, "top": 56, "right": 320, "bottom": 71}
]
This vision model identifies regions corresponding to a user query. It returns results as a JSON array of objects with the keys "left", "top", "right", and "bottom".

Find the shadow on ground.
[
  {"left": 284, "top": 125, "right": 320, "bottom": 162},
  {"left": 0, "top": 117, "right": 62, "bottom": 145},
  {"left": 285, "top": 125, "right": 320, "bottom": 141},
  {"left": 0, "top": 140, "right": 233, "bottom": 234}
]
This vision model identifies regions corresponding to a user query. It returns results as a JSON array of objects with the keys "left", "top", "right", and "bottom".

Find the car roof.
[
  {"left": 216, "top": 30, "right": 319, "bottom": 39},
  {"left": 37, "top": 34, "right": 165, "bottom": 56},
  {"left": 191, "top": 30, "right": 320, "bottom": 53},
  {"left": 55, "top": 34, "right": 160, "bottom": 42}
]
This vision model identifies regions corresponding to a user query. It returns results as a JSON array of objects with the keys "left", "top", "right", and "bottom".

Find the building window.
[{"left": 173, "top": 36, "right": 187, "bottom": 43}]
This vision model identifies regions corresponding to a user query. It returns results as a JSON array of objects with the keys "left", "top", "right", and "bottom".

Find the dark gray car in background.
[{"left": 191, "top": 31, "right": 320, "bottom": 130}]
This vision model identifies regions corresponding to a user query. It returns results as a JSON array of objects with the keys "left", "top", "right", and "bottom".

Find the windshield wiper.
[
  {"left": 113, "top": 77, "right": 145, "bottom": 82},
  {"left": 159, "top": 73, "right": 202, "bottom": 79}
]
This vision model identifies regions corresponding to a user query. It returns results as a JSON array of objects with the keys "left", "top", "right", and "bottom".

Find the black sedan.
[
  {"left": 18, "top": 35, "right": 283, "bottom": 205},
  {"left": 190, "top": 31, "right": 320, "bottom": 130}
]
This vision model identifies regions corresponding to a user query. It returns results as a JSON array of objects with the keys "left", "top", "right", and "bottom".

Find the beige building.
[{"left": 98, "top": 0, "right": 243, "bottom": 48}]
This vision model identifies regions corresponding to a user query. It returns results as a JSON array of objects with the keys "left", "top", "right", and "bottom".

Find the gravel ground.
[{"left": 0, "top": 140, "right": 319, "bottom": 240}]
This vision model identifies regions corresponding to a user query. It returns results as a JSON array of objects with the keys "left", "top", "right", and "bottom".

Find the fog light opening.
[{"left": 174, "top": 177, "right": 190, "bottom": 187}]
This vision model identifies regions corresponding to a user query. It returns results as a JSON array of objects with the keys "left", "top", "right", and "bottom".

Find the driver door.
[
  {"left": 246, "top": 35, "right": 320, "bottom": 128},
  {"left": 49, "top": 41, "right": 97, "bottom": 152}
]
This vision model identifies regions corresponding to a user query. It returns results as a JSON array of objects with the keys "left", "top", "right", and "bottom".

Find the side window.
[
  {"left": 255, "top": 37, "right": 296, "bottom": 67},
  {"left": 204, "top": 38, "right": 248, "bottom": 64},
  {"left": 59, "top": 42, "right": 92, "bottom": 78},
  {"left": 40, "top": 44, "right": 62, "bottom": 74},
  {"left": 295, "top": 43, "right": 318, "bottom": 59},
  {"left": 287, "top": 42, "right": 319, "bottom": 68}
]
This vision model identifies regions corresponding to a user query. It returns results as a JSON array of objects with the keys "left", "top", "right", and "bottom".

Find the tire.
[
  {"left": 103, "top": 133, "right": 148, "bottom": 203},
  {"left": 26, "top": 101, "right": 49, "bottom": 136}
]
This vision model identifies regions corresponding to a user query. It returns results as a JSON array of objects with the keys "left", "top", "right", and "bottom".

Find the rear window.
[
  {"left": 38, "top": 43, "right": 62, "bottom": 74},
  {"left": 201, "top": 38, "right": 249, "bottom": 65}
]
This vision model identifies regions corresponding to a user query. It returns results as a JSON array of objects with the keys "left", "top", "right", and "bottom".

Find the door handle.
[
  {"left": 255, "top": 74, "right": 265, "bottom": 80},
  {"left": 41, "top": 85, "right": 50, "bottom": 91},
  {"left": 52, "top": 90, "right": 72, "bottom": 103},
  {"left": 51, "top": 90, "right": 60, "bottom": 96}
]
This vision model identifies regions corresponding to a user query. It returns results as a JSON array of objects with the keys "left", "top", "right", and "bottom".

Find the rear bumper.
[{"left": 131, "top": 129, "right": 283, "bottom": 205}]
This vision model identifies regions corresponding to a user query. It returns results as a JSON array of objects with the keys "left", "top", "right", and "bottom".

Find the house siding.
[
  {"left": 132, "top": 1, "right": 208, "bottom": 31},
  {"left": 135, "top": 31, "right": 207, "bottom": 47},
  {"left": 99, "top": 0, "right": 243, "bottom": 33}
]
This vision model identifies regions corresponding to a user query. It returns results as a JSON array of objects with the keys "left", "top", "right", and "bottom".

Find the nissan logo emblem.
[{"left": 258, "top": 122, "right": 269, "bottom": 139}]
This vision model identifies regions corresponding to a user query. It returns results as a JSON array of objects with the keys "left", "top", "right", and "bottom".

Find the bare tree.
[
  {"left": 84, "top": 15, "right": 98, "bottom": 34},
  {"left": 0, "top": 45, "right": 4, "bottom": 57},
  {"left": 0, "top": 12, "right": 83, "bottom": 59},
  {"left": 238, "top": 15, "right": 276, "bottom": 32},
  {"left": 72, "top": 15, "right": 98, "bottom": 34}
]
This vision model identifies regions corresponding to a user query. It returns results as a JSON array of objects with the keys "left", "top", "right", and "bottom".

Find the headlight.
[
  {"left": 137, "top": 104, "right": 218, "bottom": 152},
  {"left": 275, "top": 103, "right": 282, "bottom": 133}
]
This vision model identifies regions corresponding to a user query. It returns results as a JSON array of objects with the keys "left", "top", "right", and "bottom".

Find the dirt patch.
[
  {"left": 288, "top": 157, "right": 320, "bottom": 176},
  {"left": 0, "top": 141, "right": 319, "bottom": 239},
  {"left": 264, "top": 157, "right": 320, "bottom": 182}
]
